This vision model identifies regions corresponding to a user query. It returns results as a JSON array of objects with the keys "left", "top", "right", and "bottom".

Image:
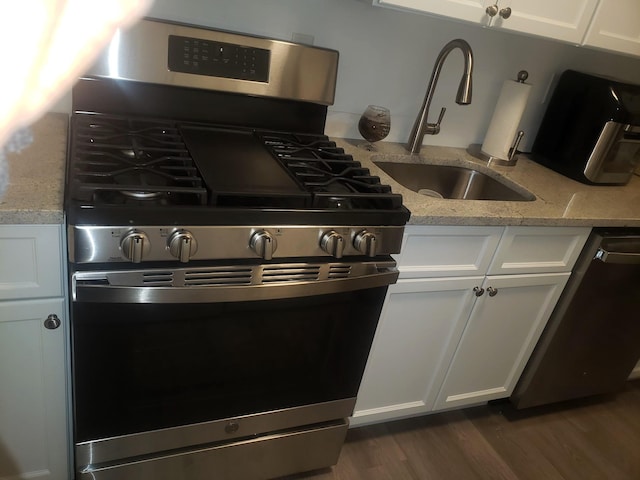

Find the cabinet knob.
[
  {"left": 44, "top": 314, "right": 61, "bottom": 330},
  {"left": 499, "top": 7, "right": 512, "bottom": 19},
  {"left": 487, "top": 286, "right": 498, "bottom": 297},
  {"left": 486, "top": 4, "right": 499, "bottom": 17},
  {"left": 473, "top": 286, "right": 485, "bottom": 297}
]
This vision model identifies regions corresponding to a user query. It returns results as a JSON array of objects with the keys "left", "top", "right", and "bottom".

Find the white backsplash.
[{"left": 56, "top": 0, "right": 640, "bottom": 152}]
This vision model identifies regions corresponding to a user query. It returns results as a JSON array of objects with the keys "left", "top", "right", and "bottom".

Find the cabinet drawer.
[
  {"left": 488, "top": 226, "right": 591, "bottom": 275},
  {"left": 0, "top": 225, "right": 63, "bottom": 300},
  {"left": 396, "top": 226, "right": 503, "bottom": 278}
]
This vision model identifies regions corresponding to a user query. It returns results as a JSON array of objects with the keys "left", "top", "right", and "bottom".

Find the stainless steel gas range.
[{"left": 64, "top": 18, "right": 409, "bottom": 480}]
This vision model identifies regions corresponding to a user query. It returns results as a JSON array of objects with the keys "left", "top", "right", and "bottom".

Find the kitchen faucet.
[{"left": 407, "top": 39, "right": 474, "bottom": 154}]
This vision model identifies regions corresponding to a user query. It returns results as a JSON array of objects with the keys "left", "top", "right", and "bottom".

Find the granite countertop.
[
  {"left": 335, "top": 138, "right": 640, "bottom": 227},
  {"left": 2, "top": 113, "right": 639, "bottom": 227},
  {"left": 0, "top": 113, "right": 68, "bottom": 224}
]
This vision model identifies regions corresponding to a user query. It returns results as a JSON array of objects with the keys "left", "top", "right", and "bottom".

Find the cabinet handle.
[
  {"left": 499, "top": 7, "right": 512, "bottom": 19},
  {"left": 487, "top": 286, "right": 498, "bottom": 297},
  {"left": 485, "top": 4, "right": 499, "bottom": 17},
  {"left": 44, "top": 314, "right": 61, "bottom": 330},
  {"left": 473, "top": 286, "right": 485, "bottom": 297}
]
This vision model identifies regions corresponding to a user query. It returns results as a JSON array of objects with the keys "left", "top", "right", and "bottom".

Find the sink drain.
[{"left": 417, "top": 188, "right": 444, "bottom": 198}]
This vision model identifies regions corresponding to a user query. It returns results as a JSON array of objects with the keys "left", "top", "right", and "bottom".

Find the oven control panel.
[
  {"left": 68, "top": 225, "right": 406, "bottom": 264},
  {"left": 168, "top": 35, "right": 270, "bottom": 82}
]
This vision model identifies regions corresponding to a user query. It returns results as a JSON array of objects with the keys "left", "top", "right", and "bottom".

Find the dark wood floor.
[{"left": 283, "top": 380, "right": 640, "bottom": 480}]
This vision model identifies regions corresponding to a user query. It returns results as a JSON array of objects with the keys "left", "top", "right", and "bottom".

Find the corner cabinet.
[
  {"left": 0, "top": 225, "right": 69, "bottom": 480},
  {"left": 374, "top": 0, "right": 599, "bottom": 44},
  {"left": 352, "top": 225, "right": 590, "bottom": 426}
]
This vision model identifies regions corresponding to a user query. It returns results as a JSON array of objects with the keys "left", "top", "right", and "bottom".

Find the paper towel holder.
[
  {"left": 467, "top": 130, "right": 525, "bottom": 166},
  {"left": 467, "top": 70, "right": 529, "bottom": 166}
]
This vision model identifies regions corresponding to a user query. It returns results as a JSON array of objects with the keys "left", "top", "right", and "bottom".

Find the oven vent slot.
[
  {"left": 261, "top": 266, "right": 321, "bottom": 283},
  {"left": 184, "top": 268, "right": 253, "bottom": 286},
  {"left": 142, "top": 272, "right": 174, "bottom": 286},
  {"left": 328, "top": 265, "right": 352, "bottom": 279}
]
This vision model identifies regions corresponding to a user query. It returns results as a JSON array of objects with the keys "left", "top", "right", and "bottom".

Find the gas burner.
[
  {"left": 262, "top": 133, "right": 352, "bottom": 161},
  {"left": 69, "top": 114, "right": 207, "bottom": 206}
]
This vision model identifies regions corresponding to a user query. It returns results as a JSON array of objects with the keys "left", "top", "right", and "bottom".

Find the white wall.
[{"left": 67, "top": 0, "right": 640, "bottom": 151}]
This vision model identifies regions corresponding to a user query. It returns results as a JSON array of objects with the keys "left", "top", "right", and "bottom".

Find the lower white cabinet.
[
  {"left": 352, "top": 276, "right": 480, "bottom": 425},
  {"left": 433, "top": 272, "right": 569, "bottom": 410},
  {"left": 352, "top": 225, "right": 589, "bottom": 426},
  {"left": 0, "top": 225, "right": 69, "bottom": 480}
]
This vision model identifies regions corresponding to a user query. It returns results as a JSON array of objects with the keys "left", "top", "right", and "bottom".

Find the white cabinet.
[
  {"left": 352, "top": 225, "right": 590, "bottom": 426},
  {"left": 433, "top": 271, "right": 569, "bottom": 410},
  {"left": 375, "top": 0, "right": 598, "bottom": 44},
  {"left": 352, "top": 276, "right": 480, "bottom": 424},
  {"left": 375, "top": 0, "right": 492, "bottom": 25},
  {"left": 582, "top": 0, "right": 640, "bottom": 57},
  {"left": 491, "top": 0, "right": 598, "bottom": 44},
  {"left": 0, "top": 225, "right": 69, "bottom": 480},
  {"left": 0, "top": 226, "right": 63, "bottom": 300}
]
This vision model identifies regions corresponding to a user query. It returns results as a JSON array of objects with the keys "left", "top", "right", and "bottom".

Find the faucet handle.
[{"left": 425, "top": 107, "right": 446, "bottom": 135}]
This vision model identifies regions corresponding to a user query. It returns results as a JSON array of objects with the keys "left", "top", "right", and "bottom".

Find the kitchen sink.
[{"left": 373, "top": 161, "right": 536, "bottom": 201}]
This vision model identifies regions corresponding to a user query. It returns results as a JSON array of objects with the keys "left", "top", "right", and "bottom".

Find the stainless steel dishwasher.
[{"left": 511, "top": 228, "right": 640, "bottom": 409}]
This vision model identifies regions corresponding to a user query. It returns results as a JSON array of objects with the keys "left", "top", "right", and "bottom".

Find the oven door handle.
[{"left": 72, "top": 262, "right": 399, "bottom": 303}]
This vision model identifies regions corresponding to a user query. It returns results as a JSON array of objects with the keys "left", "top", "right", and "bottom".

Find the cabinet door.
[
  {"left": 488, "top": 226, "right": 591, "bottom": 275},
  {"left": 374, "top": 0, "right": 493, "bottom": 25},
  {"left": 0, "top": 299, "right": 69, "bottom": 480},
  {"left": 395, "top": 225, "right": 503, "bottom": 279},
  {"left": 352, "top": 276, "right": 480, "bottom": 426},
  {"left": 0, "top": 225, "right": 63, "bottom": 301},
  {"left": 433, "top": 272, "right": 569, "bottom": 410},
  {"left": 583, "top": 0, "right": 640, "bottom": 57},
  {"left": 492, "top": 0, "right": 599, "bottom": 43}
]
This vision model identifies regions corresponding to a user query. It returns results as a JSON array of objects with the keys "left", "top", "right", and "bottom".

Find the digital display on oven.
[{"left": 168, "top": 35, "right": 270, "bottom": 82}]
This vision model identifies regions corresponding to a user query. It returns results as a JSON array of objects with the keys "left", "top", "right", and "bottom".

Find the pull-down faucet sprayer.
[{"left": 406, "top": 39, "right": 474, "bottom": 154}]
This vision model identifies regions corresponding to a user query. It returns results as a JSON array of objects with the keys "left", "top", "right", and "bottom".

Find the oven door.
[{"left": 70, "top": 259, "right": 397, "bottom": 470}]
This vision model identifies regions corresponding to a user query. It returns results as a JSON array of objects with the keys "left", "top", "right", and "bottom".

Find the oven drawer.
[{"left": 77, "top": 419, "right": 348, "bottom": 480}]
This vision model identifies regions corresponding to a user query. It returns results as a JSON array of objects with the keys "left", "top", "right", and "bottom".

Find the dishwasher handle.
[{"left": 595, "top": 238, "right": 640, "bottom": 264}]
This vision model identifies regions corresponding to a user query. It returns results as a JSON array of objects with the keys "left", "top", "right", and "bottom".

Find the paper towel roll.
[{"left": 481, "top": 79, "right": 531, "bottom": 160}]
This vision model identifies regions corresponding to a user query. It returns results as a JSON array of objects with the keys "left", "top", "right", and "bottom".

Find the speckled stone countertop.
[
  {"left": 2, "top": 113, "right": 639, "bottom": 227},
  {"left": 0, "top": 113, "right": 68, "bottom": 225},
  {"left": 335, "top": 138, "right": 640, "bottom": 227}
]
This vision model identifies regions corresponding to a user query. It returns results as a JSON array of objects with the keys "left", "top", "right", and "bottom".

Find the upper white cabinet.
[
  {"left": 375, "top": 0, "right": 598, "bottom": 43},
  {"left": 492, "top": 0, "right": 599, "bottom": 44},
  {"left": 375, "top": 0, "right": 492, "bottom": 25},
  {"left": 375, "top": 0, "right": 640, "bottom": 56},
  {"left": 583, "top": 0, "right": 640, "bottom": 57}
]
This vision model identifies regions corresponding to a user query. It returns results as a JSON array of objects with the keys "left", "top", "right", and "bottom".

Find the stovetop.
[
  {"left": 66, "top": 113, "right": 409, "bottom": 226},
  {"left": 65, "top": 19, "right": 409, "bottom": 265}
]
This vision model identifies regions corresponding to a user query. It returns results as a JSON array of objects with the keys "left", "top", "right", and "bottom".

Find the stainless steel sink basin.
[{"left": 374, "top": 161, "right": 535, "bottom": 201}]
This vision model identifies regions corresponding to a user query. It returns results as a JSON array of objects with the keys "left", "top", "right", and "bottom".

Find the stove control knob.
[
  {"left": 320, "top": 230, "right": 344, "bottom": 259},
  {"left": 120, "top": 230, "right": 150, "bottom": 263},
  {"left": 353, "top": 230, "right": 378, "bottom": 257},
  {"left": 250, "top": 230, "right": 277, "bottom": 260},
  {"left": 168, "top": 230, "right": 198, "bottom": 263}
]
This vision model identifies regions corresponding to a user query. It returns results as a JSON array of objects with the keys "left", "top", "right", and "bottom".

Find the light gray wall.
[{"left": 64, "top": 0, "right": 640, "bottom": 151}]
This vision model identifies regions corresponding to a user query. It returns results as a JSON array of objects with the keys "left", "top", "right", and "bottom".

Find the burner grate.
[
  {"left": 70, "top": 114, "right": 208, "bottom": 205},
  {"left": 261, "top": 132, "right": 403, "bottom": 210}
]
